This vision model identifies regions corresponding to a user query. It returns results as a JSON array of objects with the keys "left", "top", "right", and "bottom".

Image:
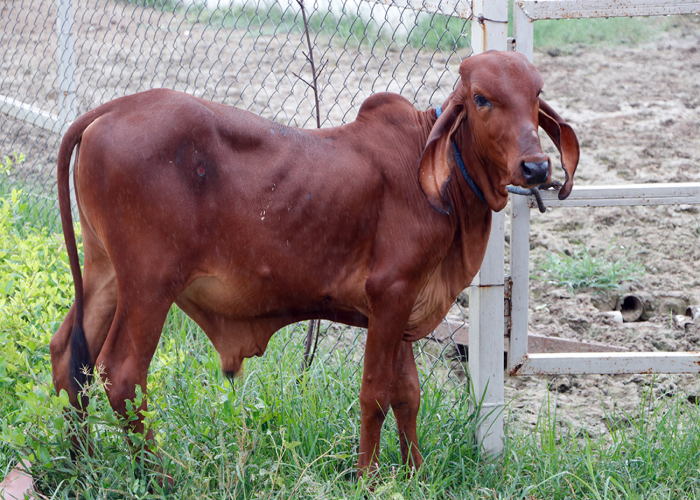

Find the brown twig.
[
  {"left": 296, "top": 0, "right": 324, "bottom": 373},
  {"left": 301, "top": 318, "right": 320, "bottom": 374},
  {"left": 296, "top": 0, "right": 322, "bottom": 129}
]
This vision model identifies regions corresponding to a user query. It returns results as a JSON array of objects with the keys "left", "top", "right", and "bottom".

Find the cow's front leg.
[
  {"left": 358, "top": 280, "right": 416, "bottom": 478},
  {"left": 391, "top": 340, "right": 423, "bottom": 470}
]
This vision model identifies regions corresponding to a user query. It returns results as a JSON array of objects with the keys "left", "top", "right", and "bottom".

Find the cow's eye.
[{"left": 474, "top": 94, "right": 491, "bottom": 109}]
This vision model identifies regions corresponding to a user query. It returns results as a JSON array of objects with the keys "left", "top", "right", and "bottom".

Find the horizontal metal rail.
[
  {"left": 530, "top": 182, "right": 700, "bottom": 209},
  {"left": 511, "top": 352, "right": 700, "bottom": 376},
  {"left": 517, "top": 0, "right": 700, "bottom": 19},
  {"left": 0, "top": 94, "right": 64, "bottom": 134}
]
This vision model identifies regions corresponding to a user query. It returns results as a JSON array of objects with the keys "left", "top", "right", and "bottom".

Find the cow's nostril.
[{"left": 521, "top": 160, "right": 550, "bottom": 185}]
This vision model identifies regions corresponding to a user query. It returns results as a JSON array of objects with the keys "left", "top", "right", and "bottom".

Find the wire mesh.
[{"left": 0, "top": 0, "right": 473, "bottom": 388}]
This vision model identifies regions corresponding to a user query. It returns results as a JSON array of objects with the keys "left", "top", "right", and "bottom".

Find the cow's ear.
[
  {"left": 418, "top": 97, "right": 467, "bottom": 214},
  {"left": 538, "top": 98, "right": 580, "bottom": 200}
]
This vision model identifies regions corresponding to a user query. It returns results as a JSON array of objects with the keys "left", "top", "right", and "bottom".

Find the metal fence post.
[
  {"left": 508, "top": 194, "right": 531, "bottom": 373},
  {"left": 56, "top": 0, "right": 76, "bottom": 133},
  {"left": 508, "top": 0, "right": 535, "bottom": 376},
  {"left": 56, "top": 0, "right": 77, "bottom": 209},
  {"left": 469, "top": 0, "right": 508, "bottom": 456},
  {"left": 513, "top": 1, "right": 535, "bottom": 62}
]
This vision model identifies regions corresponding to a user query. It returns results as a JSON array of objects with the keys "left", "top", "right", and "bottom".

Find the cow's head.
[{"left": 419, "top": 50, "right": 579, "bottom": 214}]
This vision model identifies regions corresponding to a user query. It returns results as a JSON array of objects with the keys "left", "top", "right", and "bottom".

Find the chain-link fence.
[{"left": 0, "top": 0, "right": 475, "bottom": 386}]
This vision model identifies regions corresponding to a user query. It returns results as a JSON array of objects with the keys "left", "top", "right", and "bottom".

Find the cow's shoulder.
[{"left": 356, "top": 92, "right": 417, "bottom": 126}]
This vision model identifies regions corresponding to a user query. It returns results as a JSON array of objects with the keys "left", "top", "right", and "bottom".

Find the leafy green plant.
[
  {"left": 0, "top": 150, "right": 59, "bottom": 232},
  {"left": 538, "top": 243, "right": 643, "bottom": 294},
  {"left": 0, "top": 151, "right": 25, "bottom": 176},
  {"left": 0, "top": 189, "right": 75, "bottom": 383},
  {"left": 0, "top": 187, "right": 77, "bottom": 474}
]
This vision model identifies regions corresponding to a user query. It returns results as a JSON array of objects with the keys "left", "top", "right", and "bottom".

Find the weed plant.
[
  {"left": 538, "top": 243, "right": 643, "bottom": 294},
  {"left": 0, "top": 153, "right": 61, "bottom": 234},
  {"left": 1, "top": 152, "right": 25, "bottom": 177}
]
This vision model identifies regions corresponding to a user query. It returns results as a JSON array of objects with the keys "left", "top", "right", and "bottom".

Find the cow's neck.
[
  {"left": 444, "top": 178, "right": 492, "bottom": 294},
  {"left": 420, "top": 108, "right": 493, "bottom": 290},
  {"left": 392, "top": 108, "right": 493, "bottom": 338}
]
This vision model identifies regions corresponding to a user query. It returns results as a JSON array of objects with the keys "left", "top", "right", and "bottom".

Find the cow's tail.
[{"left": 57, "top": 108, "right": 108, "bottom": 398}]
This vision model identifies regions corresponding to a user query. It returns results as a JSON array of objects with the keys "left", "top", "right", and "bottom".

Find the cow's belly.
[
  {"left": 177, "top": 271, "right": 370, "bottom": 325},
  {"left": 178, "top": 275, "right": 262, "bottom": 317}
]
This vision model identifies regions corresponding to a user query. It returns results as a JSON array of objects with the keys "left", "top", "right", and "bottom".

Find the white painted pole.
[
  {"left": 469, "top": 0, "right": 508, "bottom": 456},
  {"left": 471, "top": 0, "right": 509, "bottom": 53},
  {"left": 508, "top": 0, "right": 535, "bottom": 376},
  {"left": 513, "top": 1, "right": 535, "bottom": 62},
  {"left": 508, "top": 194, "right": 531, "bottom": 375},
  {"left": 0, "top": 95, "right": 63, "bottom": 134},
  {"left": 469, "top": 211, "right": 505, "bottom": 454}
]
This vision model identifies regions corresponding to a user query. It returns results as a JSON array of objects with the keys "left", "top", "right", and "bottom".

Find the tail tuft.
[{"left": 69, "top": 322, "right": 93, "bottom": 397}]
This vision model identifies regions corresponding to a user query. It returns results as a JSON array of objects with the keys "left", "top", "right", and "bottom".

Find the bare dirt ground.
[
  {"left": 501, "top": 23, "right": 700, "bottom": 438},
  {"left": 2, "top": 0, "right": 700, "bottom": 442}
]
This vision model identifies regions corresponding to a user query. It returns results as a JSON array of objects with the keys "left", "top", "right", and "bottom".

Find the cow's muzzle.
[{"left": 521, "top": 160, "right": 550, "bottom": 186}]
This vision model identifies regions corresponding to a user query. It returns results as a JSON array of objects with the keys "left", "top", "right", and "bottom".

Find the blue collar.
[{"left": 435, "top": 105, "right": 487, "bottom": 205}]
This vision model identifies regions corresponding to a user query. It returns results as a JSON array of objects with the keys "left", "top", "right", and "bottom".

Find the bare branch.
[
  {"left": 296, "top": 0, "right": 324, "bottom": 374},
  {"left": 296, "top": 0, "right": 321, "bottom": 129},
  {"left": 291, "top": 72, "right": 314, "bottom": 88}
]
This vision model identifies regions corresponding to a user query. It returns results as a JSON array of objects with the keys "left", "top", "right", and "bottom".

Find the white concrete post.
[{"left": 469, "top": 0, "right": 508, "bottom": 455}]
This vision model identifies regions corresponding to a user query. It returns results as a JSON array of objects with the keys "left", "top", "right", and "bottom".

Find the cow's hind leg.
[
  {"left": 92, "top": 290, "right": 174, "bottom": 488},
  {"left": 50, "top": 243, "right": 118, "bottom": 407},
  {"left": 95, "top": 293, "right": 172, "bottom": 442},
  {"left": 50, "top": 243, "right": 118, "bottom": 456},
  {"left": 390, "top": 341, "right": 423, "bottom": 470}
]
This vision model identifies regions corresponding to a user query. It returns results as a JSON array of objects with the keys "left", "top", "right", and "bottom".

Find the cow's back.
[{"left": 75, "top": 89, "right": 387, "bottom": 323}]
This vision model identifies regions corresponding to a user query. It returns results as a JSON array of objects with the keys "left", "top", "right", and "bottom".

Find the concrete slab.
[{"left": 1, "top": 460, "right": 33, "bottom": 500}]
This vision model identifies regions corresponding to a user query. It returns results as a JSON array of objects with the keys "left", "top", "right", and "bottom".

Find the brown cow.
[{"left": 50, "top": 50, "right": 579, "bottom": 476}]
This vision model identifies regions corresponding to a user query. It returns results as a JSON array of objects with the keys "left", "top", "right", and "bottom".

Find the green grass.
[
  {"left": 3, "top": 188, "right": 700, "bottom": 498},
  {"left": 538, "top": 243, "right": 644, "bottom": 294},
  {"left": 124, "top": 0, "right": 386, "bottom": 49},
  {"left": 124, "top": 0, "right": 683, "bottom": 55},
  {"left": 533, "top": 16, "right": 674, "bottom": 52},
  {"left": 410, "top": 14, "right": 470, "bottom": 52},
  {"left": 159, "top": 1, "right": 469, "bottom": 52}
]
